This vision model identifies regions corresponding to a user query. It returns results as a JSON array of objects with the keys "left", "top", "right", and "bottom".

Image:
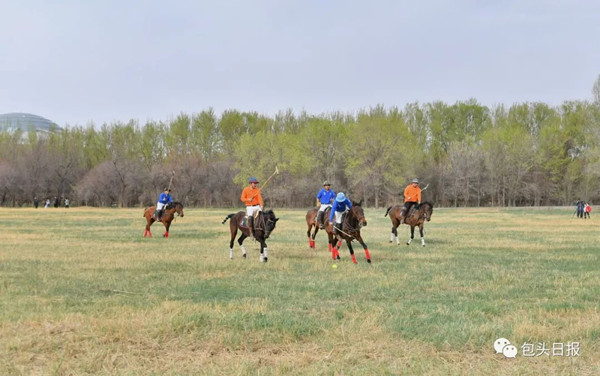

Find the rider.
[
  {"left": 316, "top": 180, "right": 336, "bottom": 229},
  {"left": 241, "top": 177, "right": 264, "bottom": 238},
  {"left": 154, "top": 188, "right": 173, "bottom": 221},
  {"left": 399, "top": 178, "right": 421, "bottom": 225},
  {"left": 329, "top": 192, "right": 352, "bottom": 234}
]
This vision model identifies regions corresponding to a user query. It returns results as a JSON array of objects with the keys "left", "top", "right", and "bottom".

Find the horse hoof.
[
  {"left": 336, "top": 255, "right": 340, "bottom": 260},
  {"left": 367, "top": 259, "right": 372, "bottom": 264},
  {"left": 264, "top": 257, "right": 268, "bottom": 262},
  {"left": 243, "top": 254, "right": 247, "bottom": 258}
]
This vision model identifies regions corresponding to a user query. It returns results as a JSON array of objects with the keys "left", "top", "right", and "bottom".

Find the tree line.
[{"left": 1, "top": 99, "right": 599, "bottom": 208}]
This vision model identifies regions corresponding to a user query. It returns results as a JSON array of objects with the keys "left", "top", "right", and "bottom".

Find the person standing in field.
[
  {"left": 399, "top": 178, "right": 422, "bottom": 225},
  {"left": 240, "top": 177, "right": 264, "bottom": 238},
  {"left": 316, "top": 180, "right": 336, "bottom": 229}
]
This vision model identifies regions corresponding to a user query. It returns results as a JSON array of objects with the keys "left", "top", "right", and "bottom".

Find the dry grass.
[{"left": 0, "top": 206, "right": 599, "bottom": 375}]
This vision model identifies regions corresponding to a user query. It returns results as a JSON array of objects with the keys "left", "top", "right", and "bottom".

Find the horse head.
[
  {"left": 166, "top": 201, "right": 184, "bottom": 217},
  {"left": 420, "top": 202, "right": 433, "bottom": 221},
  {"left": 262, "top": 209, "right": 279, "bottom": 239},
  {"left": 351, "top": 200, "right": 367, "bottom": 228}
]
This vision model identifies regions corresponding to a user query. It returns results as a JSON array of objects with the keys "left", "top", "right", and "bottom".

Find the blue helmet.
[
  {"left": 336, "top": 192, "right": 346, "bottom": 202},
  {"left": 248, "top": 177, "right": 259, "bottom": 184}
]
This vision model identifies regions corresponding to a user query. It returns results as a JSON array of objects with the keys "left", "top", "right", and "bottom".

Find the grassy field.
[{"left": 1, "top": 206, "right": 599, "bottom": 375}]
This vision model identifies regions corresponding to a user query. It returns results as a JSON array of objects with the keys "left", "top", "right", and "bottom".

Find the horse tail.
[
  {"left": 384, "top": 206, "right": 392, "bottom": 217},
  {"left": 222, "top": 214, "right": 235, "bottom": 224}
]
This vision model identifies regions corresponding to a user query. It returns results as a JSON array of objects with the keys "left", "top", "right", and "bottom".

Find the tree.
[{"left": 593, "top": 74, "right": 600, "bottom": 106}]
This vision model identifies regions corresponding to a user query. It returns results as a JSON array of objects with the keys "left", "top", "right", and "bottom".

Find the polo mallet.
[
  {"left": 260, "top": 165, "right": 279, "bottom": 190},
  {"left": 167, "top": 170, "right": 175, "bottom": 191}
]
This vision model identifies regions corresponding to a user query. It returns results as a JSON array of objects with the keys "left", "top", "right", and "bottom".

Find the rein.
[{"left": 337, "top": 210, "right": 364, "bottom": 240}]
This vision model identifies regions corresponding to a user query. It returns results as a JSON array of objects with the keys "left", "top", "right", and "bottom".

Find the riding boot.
[
  {"left": 318, "top": 211, "right": 325, "bottom": 229},
  {"left": 248, "top": 216, "right": 254, "bottom": 239},
  {"left": 153, "top": 209, "right": 159, "bottom": 221},
  {"left": 399, "top": 210, "right": 406, "bottom": 225}
]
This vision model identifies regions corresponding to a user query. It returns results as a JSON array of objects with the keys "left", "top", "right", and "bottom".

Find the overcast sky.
[{"left": 1, "top": 0, "right": 599, "bottom": 127}]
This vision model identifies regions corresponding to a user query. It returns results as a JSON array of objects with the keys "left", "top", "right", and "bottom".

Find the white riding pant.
[
  {"left": 156, "top": 202, "right": 166, "bottom": 211},
  {"left": 318, "top": 204, "right": 331, "bottom": 212},
  {"left": 334, "top": 210, "right": 344, "bottom": 224},
  {"left": 246, "top": 205, "right": 261, "bottom": 217}
]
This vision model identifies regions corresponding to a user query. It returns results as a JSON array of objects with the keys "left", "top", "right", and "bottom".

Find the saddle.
[
  {"left": 243, "top": 211, "right": 262, "bottom": 230},
  {"left": 406, "top": 205, "right": 419, "bottom": 220}
]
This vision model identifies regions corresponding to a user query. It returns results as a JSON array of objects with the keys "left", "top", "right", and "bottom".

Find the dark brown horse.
[
  {"left": 324, "top": 201, "right": 371, "bottom": 264},
  {"left": 222, "top": 210, "right": 279, "bottom": 262},
  {"left": 143, "top": 201, "right": 184, "bottom": 238},
  {"left": 384, "top": 202, "right": 433, "bottom": 246}
]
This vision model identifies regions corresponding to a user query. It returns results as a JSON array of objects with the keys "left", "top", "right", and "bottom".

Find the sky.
[{"left": 1, "top": 0, "right": 599, "bottom": 127}]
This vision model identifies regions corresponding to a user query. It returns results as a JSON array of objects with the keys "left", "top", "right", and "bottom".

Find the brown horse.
[
  {"left": 306, "top": 207, "right": 326, "bottom": 248},
  {"left": 222, "top": 210, "right": 279, "bottom": 262},
  {"left": 307, "top": 207, "right": 341, "bottom": 251},
  {"left": 143, "top": 201, "right": 184, "bottom": 238},
  {"left": 324, "top": 201, "right": 371, "bottom": 264},
  {"left": 384, "top": 202, "right": 433, "bottom": 246}
]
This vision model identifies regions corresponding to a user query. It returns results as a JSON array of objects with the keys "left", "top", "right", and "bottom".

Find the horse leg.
[
  {"left": 347, "top": 240, "right": 357, "bottom": 264},
  {"left": 391, "top": 218, "right": 400, "bottom": 245},
  {"left": 356, "top": 235, "right": 371, "bottom": 263},
  {"left": 144, "top": 217, "right": 154, "bottom": 238},
  {"left": 237, "top": 234, "right": 248, "bottom": 259},
  {"left": 307, "top": 224, "right": 316, "bottom": 249},
  {"left": 407, "top": 226, "right": 414, "bottom": 245},
  {"left": 259, "top": 239, "right": 268, "bottom": 262},
  {"left": 229, "top": 224, "right": 238, "bottom": 259},
  {"left": 419, "top": 224, "right": 425, "bottom": 247},
  {"left": 330, "top": 236, "right": 339, "bottom": 260},
  {"left": 163, "top": 223, "right": 170, "bottom": 238}
]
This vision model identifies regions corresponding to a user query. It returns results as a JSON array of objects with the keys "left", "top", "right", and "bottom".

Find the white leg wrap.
[
  {"left": 421, "top": 237, "right": 426, "bottom": 246},
  {"left": 229, "top": 249, "right": 233, "bottom": 259},
  {"left": 241, "top": 245, "right": 247, "bottom": 257},
  {"left": 407, "top": 238, "right": 412, "bottom": 245},
  {"left": 390, "top": 233, "right": 394, "bottom": 242},
  {"left": 264, "top": 248, "right": 268, "bottom": 259}
]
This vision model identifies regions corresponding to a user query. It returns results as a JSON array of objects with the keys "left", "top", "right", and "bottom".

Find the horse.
[
  {"left": 324, "top": 201, "right": 371, "bottom": 264},
  {"left": 385, "top": 202, "right": 434, "bottom": 246},
  {"left": 306, "top": 207, "right": 329, "bottom": 249},
  {"left": 143, "top": 201, "right": 184, "bottom": 238},
  {"left": 222, "top": 209, "right": 279, "bottom": 262}
]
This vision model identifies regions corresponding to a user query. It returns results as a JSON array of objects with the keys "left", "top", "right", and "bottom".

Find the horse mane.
[
  {"left": 421, "top": 201, "right": 433, "bottom": 208},
  {"left": 351, "top": 199, "right": 363, "bottom": 207},
  {"left": 166, "top": 201, "right": 183, "bottom": 209}
]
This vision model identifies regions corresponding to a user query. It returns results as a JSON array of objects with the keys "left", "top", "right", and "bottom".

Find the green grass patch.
[{"left": 0, "top": 206, "right": 598, "bottom": 374}]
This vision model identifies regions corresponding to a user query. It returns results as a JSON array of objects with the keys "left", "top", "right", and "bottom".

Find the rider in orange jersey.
[
  {"left": 399, "top": 178, "right": 421, "bottom": 225},
  {"left": 241, "top": 177, "right": 264, "bottom": 237}
]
